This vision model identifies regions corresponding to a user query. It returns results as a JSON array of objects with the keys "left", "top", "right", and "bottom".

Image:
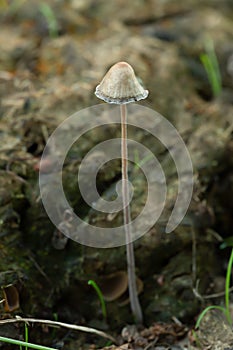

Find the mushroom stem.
[{"left": 120, "top": 104, "right": 143, "bottom": 324}]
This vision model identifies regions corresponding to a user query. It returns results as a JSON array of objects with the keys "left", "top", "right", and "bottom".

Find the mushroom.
[
  {"left": 95, "top": 62, "right": 149, "bottom": 324},
  {"left": 98, "top": 271, "right": 128, "bottom": 302},
  {"left": 2, "top": 284, "right": 20, "bottom": 312},
  {"left": 98, "top": 270, "right": 144, "bottom": 306}
]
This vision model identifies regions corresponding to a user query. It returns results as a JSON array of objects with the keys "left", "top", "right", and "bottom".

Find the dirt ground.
[{"left": 0, "top": 0, "right": 233, "bottom": 349}]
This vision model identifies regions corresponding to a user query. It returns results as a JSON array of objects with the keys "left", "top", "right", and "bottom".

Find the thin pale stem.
[
  {"left": 191, "top": 225, "right": 197, "bottom": 285},
  {"left": 120, "top": 104, "right": 143, "bottom": 324}
]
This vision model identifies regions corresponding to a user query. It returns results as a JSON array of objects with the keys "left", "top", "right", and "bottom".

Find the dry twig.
[{"left": 0, "top": 317, "right": 116, "bottom": 343}]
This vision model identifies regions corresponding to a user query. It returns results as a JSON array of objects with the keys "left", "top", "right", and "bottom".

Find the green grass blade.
[
  {"left": 200, "top": 39, "right": 222, "bottom": 98},
  {"left": 88, "top": 279, "right": 107, "bottom": 320},
  {"left": 225, "top": 248, "right": 233, "bottom": 325},
  {"left": 0, "top": 336, "right": 56, "bottom": 350},
  {"left": 39, "top": 3, "right": 58, "bottom": 38},
  {"left": 206, "top": 40, "right": 222, "bottom": 93},
  {"left": 195, "top": 305, "right": 226, "bottom": 329},
  {"left": 25, "top": 323, "right": 29, "bottom": 350}
]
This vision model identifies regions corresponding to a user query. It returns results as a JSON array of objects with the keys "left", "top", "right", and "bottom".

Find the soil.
[{"left": 0, "top": 0, "right": 233, "bottom": 349}]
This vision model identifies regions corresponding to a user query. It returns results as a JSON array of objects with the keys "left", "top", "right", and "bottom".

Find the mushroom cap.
[
  {"left": 97, "top": 271, "right": 143, "bottom": 303},
  {"left": 95, "top": 61, "right": 149, "bottom": 104},
  {"left": 98, "top": 271, "right": 128, "bottom": 301},
  {"left": 2, "top": 284, "right": 20, "bottom": 312}
]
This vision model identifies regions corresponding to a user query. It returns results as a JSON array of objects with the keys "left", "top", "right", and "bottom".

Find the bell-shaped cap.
[{"left": 95, "top": 61, "right": 149, "bottom": 104}]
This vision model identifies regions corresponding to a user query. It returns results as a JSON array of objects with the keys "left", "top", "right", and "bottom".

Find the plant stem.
[
  {"left": 0, "top": 317, "right": 116, "bottom": 343},
  {"left": 200, "top": 39, "right": 222, "bottom": 98},
  {"left": 88, "top": 279, "right": 107, "bottom": 321},
  {"left": 225, "top": 247, "right": 233, "bottom": 325},
  {"left": 25, "top": 322, "right": 29, "bottom": 350},
  {"left": 0, "top": 336, "right": 56, "bottom": 350},
  {"left": 120, "top": 104, "right": 143, "bottom": 324},
  {"left": 195, "top": 305, "right": 226, "bottom": 329}
]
